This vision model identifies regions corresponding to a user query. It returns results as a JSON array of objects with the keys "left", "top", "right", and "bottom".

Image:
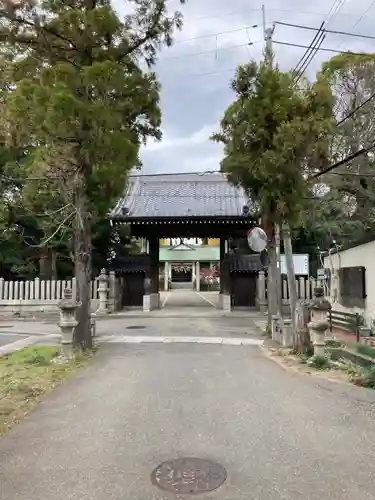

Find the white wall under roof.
[{"left": 323, "top": 240, "right": 375, "bottom": 325}]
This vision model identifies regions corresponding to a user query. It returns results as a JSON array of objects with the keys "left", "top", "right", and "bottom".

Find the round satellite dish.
[{"left": 247, "top": 227, "right": 267, "bottom": 252}]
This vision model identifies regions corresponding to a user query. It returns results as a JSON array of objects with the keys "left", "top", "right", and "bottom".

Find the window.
[{"left": 339, "top": 266, "right": 366, "bottom": 308}]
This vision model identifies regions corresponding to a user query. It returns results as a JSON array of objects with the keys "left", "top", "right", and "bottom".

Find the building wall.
[
  {"left": 160, "top": 238, "right": 219, "bottom": 247},
  {"left": 159, "top": 245, "right": 220, "bottom": 262},
  {"left": 323, "top": 240, "right": 375, "bottom": 325}
]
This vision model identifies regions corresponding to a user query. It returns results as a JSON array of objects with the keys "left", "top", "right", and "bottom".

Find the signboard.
[{"left": 280, "top": 254, "right": 309, "bottom": 275}]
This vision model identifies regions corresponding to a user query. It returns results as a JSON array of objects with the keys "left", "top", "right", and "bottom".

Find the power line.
[
  {"left": 295, "top": 28, "right": 326, "bottom": 82},
  {"left": 273, "top": 40, "right": 367, "bottom": 55},
  {"left": 335, "top": 0, "right": 375, "bottom": 50},
  {"left": 173, "top": 25, "right": 259, "bottom": 45},
  {"left": 184, "top": 7, "right": 375, "bottom": 23},
  {"left": 351, "top": 0, "right": 375, "bottom": 30},
  {"left": 292, "top": 0, "right": 347, "bottom": 80},
  {"left": 274, "top": 20, "right": 375, "bottom": 41},
  {"left": 292, "top": 22, "right": 325, "bottom": 77},
  {"left": 159, "top": 41, "right": 258, "bottom": 61},
  {"left": 311, "top": 141, "right": 375, "bottom": 179},
  {"left": 337, "top": 90, "right": 375, "bottom": 126}
]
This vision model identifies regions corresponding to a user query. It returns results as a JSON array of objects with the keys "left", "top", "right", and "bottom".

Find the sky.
[{"left": 114, "top": 0, "right": 375, "bottom": 174}]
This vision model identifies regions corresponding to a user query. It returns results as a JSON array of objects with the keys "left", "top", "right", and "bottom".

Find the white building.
[{"left": 323, "top": 238, "right": 375, "bottom": 326}]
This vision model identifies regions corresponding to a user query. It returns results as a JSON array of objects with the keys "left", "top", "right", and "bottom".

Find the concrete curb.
[
  {"left": 98, "top": 335, "right": 264, "bottom": 346},
  {"left": 0, "top": 334, "right": 62, "bottom": 358}
]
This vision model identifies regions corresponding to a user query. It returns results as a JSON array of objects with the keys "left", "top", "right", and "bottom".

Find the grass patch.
[
  {"left": 0, "top": 345, "right": 96, "bottom": 436},
  {"left": 355, "top": 343, "right": 375, "bottom": 359},
  {"left": 307, "top": 355, "right": 332, "bottom": 370}
]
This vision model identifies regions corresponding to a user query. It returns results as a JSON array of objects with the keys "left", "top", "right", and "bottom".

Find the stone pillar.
[
  {"left": 307, "top": 286, "right": 331, "bottom": 360},
  {"left": 107, "top": 271, "right": 116, "bottom": 312},
  {"left": 148, "top": 237, "right": 159, "bottom": 295},
  {"left": 271, "top": 314, "right": 281, "bottom": 343},
  {"left": 196, "top": 261, "right": 200, "bottom": 291},
  {"left": 299, "top": 276, "right": 306, "bottom": 299},
  {"left": 219, "top": 239, "right": 225, "bottom": 294},
  {"left": 257, "top": 271, "right": 267, "bottom": 313},
  {"left": 97, "top": 268, "right": 109, "bottom": 314},
  {"left": 192, "top": 261, "right": 196, "bottom": 288},
  {"left": 282, "top": 318, "right": 293, "bottom": 347},
  {"left": 140, "top": 238, "right": 147, "bottom": 253},
  {"left": 164, "top": 262, "right": 169, "bottom": 291},
  {"left": 58, "top": 288, "right": 78, "bottom": 358}
]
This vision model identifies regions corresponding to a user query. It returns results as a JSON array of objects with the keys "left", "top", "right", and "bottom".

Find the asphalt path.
[{"left": 1, "top": 339, "right": 375, "bottom": 500}]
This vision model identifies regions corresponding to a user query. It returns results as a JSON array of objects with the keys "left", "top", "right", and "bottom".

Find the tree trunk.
[
  {"left": 51, "top": 250, "right": 57, "bottom": 279},
  {"left": 39, "top": 249, "right": 52, "bottom": 279},
  {"left": 263, "top": 218, "right": 278, "bottom": 330},
  {"left": 282, "top": 223, "right": 298, "bottom": 340},
  {"left": 283, "top": 223, "right": 311, "bottom": 353},
  {"left": 73, "top": 185, "right": 92, "bottom": 350},
  {"left": 275, "top": 223, "right": 283, "bottom": 315}
]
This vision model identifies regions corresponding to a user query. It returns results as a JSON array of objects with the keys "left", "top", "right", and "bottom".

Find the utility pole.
[
  {"left": 262, "top": 4, "right": 274, "bottom": 54},
  {"left": 261, "top": 5, "right": 282, "bottom": 323}
]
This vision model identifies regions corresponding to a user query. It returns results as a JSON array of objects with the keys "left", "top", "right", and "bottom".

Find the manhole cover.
[
  {"left": 151, "top": 457, "right": 227, "bottom": 495},
  {"left": 126, "top": 325, "right": 146, "bottom": 330}
]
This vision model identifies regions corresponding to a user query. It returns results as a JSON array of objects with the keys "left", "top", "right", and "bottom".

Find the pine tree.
[
  {"left": 0, "top": 0, "right": 185, "bottom": 348},
  {"left": 212, "top": 52, "right": 333, "bottom": 339}
]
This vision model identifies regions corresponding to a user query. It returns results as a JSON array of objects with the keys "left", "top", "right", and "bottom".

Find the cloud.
[
  {"left": 145, "top": 123, "right": 216, "bottom": 152},
  {"left": 114, "top": 0, "right": 375, "bottom": 174}
]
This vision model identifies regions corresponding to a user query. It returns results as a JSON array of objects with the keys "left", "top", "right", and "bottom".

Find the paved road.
[
  {"left": 0, "top": 331, "right": 29, "bottom": 347},
  {"left": 2, "top": 332, "right": 375, "bottom": 499}
]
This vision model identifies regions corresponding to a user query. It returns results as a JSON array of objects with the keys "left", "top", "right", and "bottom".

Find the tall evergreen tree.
[{"left": 0, "top": 0, "right": 185, "bottom": 348}]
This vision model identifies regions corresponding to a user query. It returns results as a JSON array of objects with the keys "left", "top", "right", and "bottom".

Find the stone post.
[
  {"left": 282, "top": 318, "right": 293, "bottom": 347},
  {"left": 308, "top": 286, "right": 331, "bottom": 359},
  {"left": 97, "top": 268, "right": 109, "bottom": 315},
  {"left": 257, "top": 271, "right": 267, "bottom": 313},
  {"left": 164, "top": 262, "right": 169, "bottom": 291},
  {"left": 196, "top": 261, "right": 200, "bottom": 291},
  {"left": 271, "top": 314, "right": 281, "bottom": 343},
  {"left": 58, "top": 288, "right": 78, "bottom": 358},
  {"left": 107, "top": 271, "right": 116, "bottom": 312}
]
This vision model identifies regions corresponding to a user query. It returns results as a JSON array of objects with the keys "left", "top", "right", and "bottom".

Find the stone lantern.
[
  {"left": 308, "top": 286, "right": 331, "bottom": 358},
  {"left": 97, "top": 268, "right": 109, "bottom": 314},
  {"left": 58, "top": 288, "right": 78, "bottom": 358}
]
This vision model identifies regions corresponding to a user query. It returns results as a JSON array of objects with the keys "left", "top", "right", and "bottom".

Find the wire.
[
  {"left": 294, "top": 31, "right": 326, "bottom": 82},
  {"left": 335, "top": 0, "right": 375, "bottom": 50},
  {"left": 274, "top": 21, "right": 375, "bottom": 41},
  {"left": 273, "top": 40, "right": 365, "bottom": 55},
  {"left": 173, "top": 25, "right": 259, "bottom": 45},
  {"left": 158, "top": 66, "right": 239, "bottom": 79},
  {"left": 337, "top": 90, "right": 375, "bottom": 126},
  {"left": 311, "top": 141, "right": 375, "bottom": 179},
  {"left": 159, "top": 41, "right": 257, "bottom": 61},
  {"left": 293, "top": 0, "right": 347, "bottom": 81},
  {"left": 292, "top": 22, "right": 325, "bottom": 78},
  {"left": 351, "top": 0, "right": 375, "bottom": 30}
]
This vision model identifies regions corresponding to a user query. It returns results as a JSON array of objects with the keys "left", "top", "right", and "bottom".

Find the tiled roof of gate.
[{"left": 110, "top": 173, "right": 251, "bottom": 219}]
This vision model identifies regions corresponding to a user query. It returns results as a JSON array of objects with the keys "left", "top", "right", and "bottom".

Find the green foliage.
[
  {"left": 355, "top": 343, "right": 375, "bottom": 359},
  {"left": 0, "top": 0, "right": 185, "bottom": 280},
  {"left": 307, "top": 355, "right": 331, "bottom": 370},
  {"left": 309, "top": 52, "right": 375, "bottom": 248},
  {"left": 351, "top": 367, "right": 375, "bottom": 388},
  {"left": 211, "top": 53, "right": 334, "bottom": 226}
]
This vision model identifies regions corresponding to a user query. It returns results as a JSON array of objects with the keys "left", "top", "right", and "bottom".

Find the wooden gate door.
[
  {"left": 122, "top": 272, "right": 145, "bottom": 307},
  {"left": 231, "top": 274, "right": 257, "bottom": 307}
]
